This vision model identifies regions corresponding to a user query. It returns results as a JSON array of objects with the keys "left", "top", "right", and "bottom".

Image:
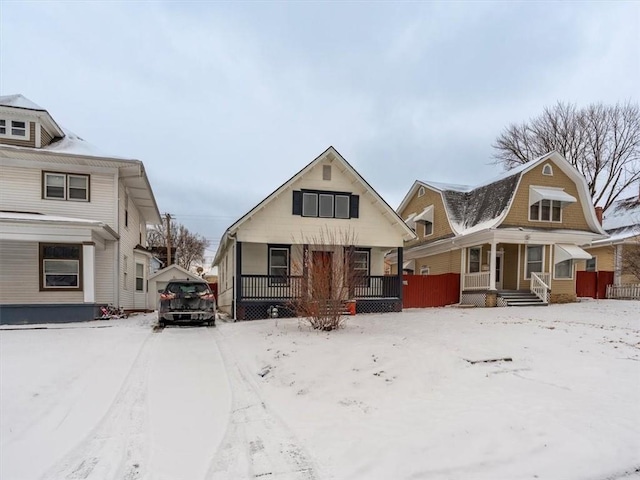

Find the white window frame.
[
  {"left": 43, "top": 172, "right": 89, "bottom": 202},
  {"left": 423, "top": 221, "right": 433, "bottom": 237},
  {"left": 40, "top": 243, "right": 82, "bottom": 290},
  {"left": 0, "top": 118, "right": 30, "bottom": 140},
  {"left": 319, "top": 194, "right": 334, "bottom": 218},
  {"left": 542, "top": 164, "right": 554, "bottom": 176},
  {"left": 268, "top": 246, "right": 290, "bottom": 285},
  {"left": 586, "top": 257, "right": 597, "bottom": 272},
  {"left": 554, "top": 259, "right": 574, "bottom": 280},
  {"left": 302, "top": 193, "right": 318, "bottom": 217},
  {"left": 525, "top": 245, "right": 545, "bottom": 280},
  {"left": 529, "top": 199, "right": 562, "bottom": 222},
  {"left": 135, "top": 262, "right": 145, "bottom": 292},
  {"left": 468, "top": 247, "right": 481, "bottom": 273},
  {"left": 420, "top": 266, "right": 430, "bottom": 275},
  {"left": 335, "top": 195, "right": 350, "bottom": 219}
]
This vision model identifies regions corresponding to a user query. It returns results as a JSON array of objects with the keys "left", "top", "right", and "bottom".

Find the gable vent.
[{"left": 323, "top": 165, "right": 331, "bottom": 181}]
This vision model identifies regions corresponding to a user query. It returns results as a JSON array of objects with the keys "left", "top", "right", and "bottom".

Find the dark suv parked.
[{"left": 158, "top": 280, "right": 216, "bottom": 327}]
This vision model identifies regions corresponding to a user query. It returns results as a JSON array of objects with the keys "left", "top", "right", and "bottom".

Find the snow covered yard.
[
  {"left": 1, "top": 302, "right": 639, "bottom": 480},
  {"left": 218, "top": 301, "right": 640, "bottom": 480}
]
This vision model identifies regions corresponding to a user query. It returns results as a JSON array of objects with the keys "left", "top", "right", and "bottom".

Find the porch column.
[
  {"left": 489, "top": 241, "right": 497, "bottom": 291},
  {"left": 397, "top": 247, "right": 403, "bottom": 302},
  {"left": 82, "top": 242, "right": 95, "bottom": 303},
  {"left": 460, "top": 247, "right": 466, "bottom": 302},
  {"left": 235, "top": 241, "right": 242, "bottom": 301}
]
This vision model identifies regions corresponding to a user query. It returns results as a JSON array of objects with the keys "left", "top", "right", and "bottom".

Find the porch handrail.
[
  {"left": 463, "top": 271, "right": 490, "bottom": 291},
  {"left": 530, "top": 272, "right": 550, "bottom": 303}
]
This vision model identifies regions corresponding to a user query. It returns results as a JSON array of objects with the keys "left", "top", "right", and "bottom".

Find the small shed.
[{"left": 148, "top": 264, "right": 203, "bottom": 310}]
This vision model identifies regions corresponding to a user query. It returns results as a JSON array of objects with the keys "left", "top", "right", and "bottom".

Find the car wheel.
[{"left": 159, "top": 320, "right": 165, "bottom": 328}]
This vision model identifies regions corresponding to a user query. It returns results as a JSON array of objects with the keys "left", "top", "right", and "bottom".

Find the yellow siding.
[
  {"left": 502, "top": 244, "right": 519, "bottom": 290},
  {"left": 579, "top": 245, "right": 615, "bottom": 272},
  {"left": 412, "top": 250, "right": 461, "bottom": 275},
  {"left": 502, "top": 161, "right": 591, "bottom": 231},
  {"left": 399, "top": 186, "right": 454, "bottom": 246}
]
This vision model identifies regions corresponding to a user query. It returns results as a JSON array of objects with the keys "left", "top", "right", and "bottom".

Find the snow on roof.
[
  {"left": 0, "top": 94, "right": 46, "bottom": 111},
  {"left": 42, "top": 128, "right": 122, "bottom": 159},
  {"left": 603, "top": 195, "right": 640, "bottom": 231},
  {"left": 0, "top": 211, "right": 104, "bottom": 225}
]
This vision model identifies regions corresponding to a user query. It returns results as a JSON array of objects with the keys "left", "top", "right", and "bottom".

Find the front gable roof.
[
  {"left": 149, "top": 264, "right": 202, "bottom": 282},
  {"left": 397, "top": 151, "right": 606, "bottom": 236},
  {"left": 213, "top": 146, "right": 416, "bottom": 265}
]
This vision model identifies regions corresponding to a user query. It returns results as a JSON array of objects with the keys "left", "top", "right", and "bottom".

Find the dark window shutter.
[
  {"left": 292, "top": 190, "right": 302, "bottom": 215},
  {"left": 350, "top": 194, "right": 359, "bottom": 218}
]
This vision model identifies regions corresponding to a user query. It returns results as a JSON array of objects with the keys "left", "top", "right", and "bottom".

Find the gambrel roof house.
[
  {"left": 582, "top": 190, "right": 640, "bottom": 285},
  {"left": 0, "top": 94, "right": 161, "bottom": 324},
  {"left": 392, "top": 152, "right": 608, "bottom": 306},
  {"left": 213, "top": 146, "right": 416, "bottom": 320}
]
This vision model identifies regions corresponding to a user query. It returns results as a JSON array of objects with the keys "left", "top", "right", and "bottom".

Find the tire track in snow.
[
  {"left": 207, "top": 328, "right": 320, "bottom": 480},
  {"left": 40, "top": 330, "right": 157, "bottom": 480}
]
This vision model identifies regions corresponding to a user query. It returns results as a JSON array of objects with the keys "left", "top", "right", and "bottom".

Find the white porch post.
[
  {"left": 489, "top": 241, "right": 497, "bottom": 291},
  {"left": 83, "top": 242, "right": 96, "bottom": 303},
  {"left": 460, "top": 247, "right": 466, "bottom": 302}
]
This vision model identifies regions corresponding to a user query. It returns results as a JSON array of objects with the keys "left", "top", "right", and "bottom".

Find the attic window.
[
  {"left": 323, "top": 165, "right": 331, "bottom": 181},
  {"left": 0, "top": 119, "right": 29, "bottom": 139},
  {"left": 418, "top": 186, "right": 425, "bottom": 197},
  {"left": 542, "top": 164, "right": 553, "bottom": 176}
]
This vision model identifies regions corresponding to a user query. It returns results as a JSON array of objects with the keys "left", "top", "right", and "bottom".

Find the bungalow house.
[
  {"left": 0, "top": 94, "right": 161, "bottom": 324},
  {"left": 390, "top": 152, "right": 608, "bottom": 306},
  {"left": 212, "top": 146, "right": 416, "bottom": 320},
  {"left": 582, "top": 190, "right": 640, "bottom": 286}
]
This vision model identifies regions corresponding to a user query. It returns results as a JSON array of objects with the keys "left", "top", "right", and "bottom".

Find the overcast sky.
[{"left": 2, "top": 1, "right": 638, "bottom": 263}]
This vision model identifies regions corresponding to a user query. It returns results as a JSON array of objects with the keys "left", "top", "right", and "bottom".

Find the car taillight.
[
  {"left": 160, "top": 293, "right": 176, "bottom": 300},
  {"left": 200, "top": 293, "right": 215, "bottom": 300}
]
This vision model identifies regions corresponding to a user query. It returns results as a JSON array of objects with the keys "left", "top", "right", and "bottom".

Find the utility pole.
[{"left": 165, "top": 213, "right": 172, "bottom": 266}]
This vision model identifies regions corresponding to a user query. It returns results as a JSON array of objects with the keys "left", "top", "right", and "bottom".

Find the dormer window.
[
  {"left": 528, "top": 186, "right": 576, "bottom": 223},
  {"left": 0, "top": 119, "right": 29, "bottom": 139},
  {"left": 542, "top": 164, "right": 553, "bottom": 176}
]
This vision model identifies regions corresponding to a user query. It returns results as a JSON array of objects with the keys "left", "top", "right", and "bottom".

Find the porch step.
[{"left": 498, "top": 290, "right": 547, "bottom": 307}]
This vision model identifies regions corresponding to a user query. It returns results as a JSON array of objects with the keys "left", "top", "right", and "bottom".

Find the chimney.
[{"left": 595, "top": 206, "right": 603, "bottom": 225}]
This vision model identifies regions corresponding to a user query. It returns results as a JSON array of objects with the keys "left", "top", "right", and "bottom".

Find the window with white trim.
[
  {"left": 43, "top": 172, "right": 89, "bottom": 201},
  {"left": 469, "top": 247, "right": 481, "bottom": 273},
  {"left": 269, "top": 246, "right": 290, "bottom": 285},
  {"left": 420, "top": 266, "right": 430, "bottom": 275},
  {"left": 319, "top": 194, "right": 334, "bottom": 218},
  {"left": 554, "top": 259, "right": 573, "bottom": 279},
  {"left": 423, "top": 221, "right": 433, "bottom": 236},
  {"left": 530, "top": 199, "right": 561, "bottom": 222},
  {"left": 586, "top": 257, "right": 596, "bottom": 272},
  {"left": 353, "top": 249, "right": 369, "bottom": 286},
  {"left": 418, "top": 186, "right": 425, "bottom": 197},
  {"left": 526, "top": 245, "right": 543, "bottom": 279},
  {"left": 135, "top": 262, "right": 145, "bottom": 292},
  {"left": 0, "top": 119, "right": 29, "bottom": 139},
  {"left": 40, "top": 244, "right": 82, "bottom": 290}
]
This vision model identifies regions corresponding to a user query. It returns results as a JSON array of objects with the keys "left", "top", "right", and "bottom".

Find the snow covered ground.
[{"left": 1, "top": 301, "right": 639, "bottom": 480}]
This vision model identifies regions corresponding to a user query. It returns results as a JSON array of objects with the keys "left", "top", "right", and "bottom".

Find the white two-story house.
[{"left": 0, "top": 94, "right": 161, "bottom": 324}]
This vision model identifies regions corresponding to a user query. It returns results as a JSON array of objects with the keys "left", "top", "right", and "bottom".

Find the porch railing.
[
  {"left": 241, "top": 275, "right": 304, "bottom": 300},
  {"left": 606, "top": 283, "right": 640, "bottom": 300},
  {"left": 463, "top": 272, "right": 490, "bottom": 291},
  {"left": 530, "top": 272, "right": 550, "bottom": 303},
  {"left": 240, "top": 275, "right": 400, "bottom": 300}
]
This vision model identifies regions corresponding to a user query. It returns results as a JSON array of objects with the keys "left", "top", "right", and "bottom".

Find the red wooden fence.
[
  {"left": 403, "top": 273, "right": 460, "bottom": 308},
  {"left": 576, "top": 271, "right": 614, "bottom": 299}
]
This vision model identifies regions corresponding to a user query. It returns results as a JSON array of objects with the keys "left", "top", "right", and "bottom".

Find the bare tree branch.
[
  {"left": 147, "top": 219, "right": 209, "bottom": 271},
  {"left": 493, "top": 101, "right": 640, "bottom": 211}
]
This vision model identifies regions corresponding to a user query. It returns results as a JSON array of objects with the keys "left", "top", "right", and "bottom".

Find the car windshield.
[{"left": 167, "top": 283, "right": 209, "bottom": 294}]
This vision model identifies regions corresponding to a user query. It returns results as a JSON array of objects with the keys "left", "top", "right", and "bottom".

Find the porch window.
[
  {"left": 526, "top": 245, "right": 543, "bottom": 279},
  {"left": 43, "top": 172, "right": 89, "bottom": 202},
  {"left": 135, "top": 263, "right": 145, "bottom": 292},
  {"left": 469, "top": 247, "right": 481, "bottom": 273},
  {"left": 530, "top": 199, "right": 561, "bottom": 222},
  {"left": 269, "top": 246, "right": 290, "bottom": 285},
  {"left": 352, "top": 249, "right": 370, "bottom": 286},
  {"left": 555, "top": 259, "right": 573, "bottom": 279},
  {"left": 40, "top": 244, "right": 82, "bottom": 290},
  {"left": 586, "top": 258, "right": 596, "bottom": 272}
]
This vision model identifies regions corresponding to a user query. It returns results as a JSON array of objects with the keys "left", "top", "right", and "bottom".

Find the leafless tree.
[
  {"left": 493, "top": 101, "right": 640, "bottom": 211},
  {"left": 622, "top": 226, "right": 640, "bottom": 282},
  {"left": 147, "top": 219, "right": 209, "bottom": 271},
  {"left": 289, "top": 228, "right": 363, "bottom": 331}
]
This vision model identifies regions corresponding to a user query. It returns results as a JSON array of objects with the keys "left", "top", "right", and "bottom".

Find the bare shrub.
[{"left": 289, "top": 227, "right": 364, "bottom": 331}]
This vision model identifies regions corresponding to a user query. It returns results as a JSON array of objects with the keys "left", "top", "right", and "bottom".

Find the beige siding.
[
  {"left": 413, "top": 250, "right": 462, "bottom": 275},
  {"left": 621, "top": 243, "right": 640, "bottom": 283},
  {"left": 0, "top": 241, "right": 83, "bottom": 304},
  {"left": 579, "top": 245, "right": 615, "bottom": 272},
  {"left": 236, "top": 159, "right": 405, "bottom": 248},
  {"left": 40, "top": 126, "right": 53, "bottom": 147},
  {"left": 0, "top": 122, "right": 36, "bottom": 148},
  {"left": 217, "top": 244, "right": 235, "bottom": 315},
  {"left": 0, "top": 165, "right": 117, "bottom": 226},
  {"left": 118, "top": 181, "right": 146, "bottom": 309},
  {"left": 399, "top": 186, "right": 454, "bottom": 246},
  {"left": 502, "top": 161, "right": 591, "bottom": 231},
  {"left": 502, "top": 244, "right": 519, "bottom": 290},
  {"left": 94, "top": 241, "right": 115, "bottom": 304}
]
